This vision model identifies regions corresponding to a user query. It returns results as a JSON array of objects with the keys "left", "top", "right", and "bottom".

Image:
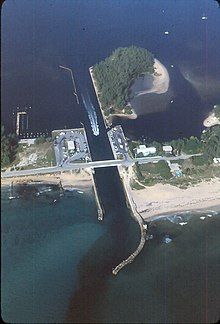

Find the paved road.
[
  {"left": 1, "top": 154, "right": 202, "bottom": 178},
  {"left": 1, "top": 159, "right": 131, "bottom": 178},
  {"left": 134, "top": 153, "right": 202, "bottom": 164}
]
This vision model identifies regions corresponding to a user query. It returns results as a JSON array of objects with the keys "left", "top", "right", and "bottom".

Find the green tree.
[
  {"left": 1, "top": 125, "right": 18, "bottom": 168},
  {"left": 93, "top": 46, "right": 154, "bottom": 114}
]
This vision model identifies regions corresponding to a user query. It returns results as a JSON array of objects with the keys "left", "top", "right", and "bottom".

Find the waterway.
[{"left": 1, "top": 0, "right": 220, "bottom": 322}]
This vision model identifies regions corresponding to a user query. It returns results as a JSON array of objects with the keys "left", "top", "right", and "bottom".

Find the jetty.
[
  {"left": 91, "top": 169, "right": 104, "bottom": 221},
  {"left": 112, "top": 166, "right": 147, "bottom": 275}
]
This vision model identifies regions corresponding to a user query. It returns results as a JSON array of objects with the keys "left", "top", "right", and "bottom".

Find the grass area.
[
  {"left": 11, "top": 141, "right": 56, "bottom": 170},
  {"left": 133, "top": 156, "right": 220, "bottom": 188},
  {"left": 130, "top": 180, "right": 145, "bottom": 190}
]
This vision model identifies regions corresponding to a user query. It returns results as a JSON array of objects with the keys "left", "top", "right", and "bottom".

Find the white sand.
[
  {"left": 130, "top": 178, "right": 220, "bottom": 219},
  {"left": 1, "top": 169, "right": 93, "bottom": 191},
  {"left": 136, "top": 58, "right": 170, "bottom": 96},
  {"left": 119, "top": 165, "right": 220, "bottom": 219},
  {"left": 203, "top": 113, "right": 220, "bottom": 127}
]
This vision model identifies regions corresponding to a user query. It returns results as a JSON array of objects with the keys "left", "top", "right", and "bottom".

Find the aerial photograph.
[{"left": 1, "top": 0, "right": 220, "bottom": 323}]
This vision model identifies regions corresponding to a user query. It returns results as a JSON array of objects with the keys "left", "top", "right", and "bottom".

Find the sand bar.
[
  {"left": 135, "top": 58, "right": 170, "bottom": 96},
  {"left": 203, "top": 113, "right": 220, "bottom": 127}
]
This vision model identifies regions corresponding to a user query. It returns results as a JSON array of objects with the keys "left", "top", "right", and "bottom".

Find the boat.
[
  {"left": 77, "top": 190, "right": 84, "bottom": 194},
  {"left": 9, "top": 196, "right": 16, "bottom": 200},
  {"left": 164, "top": 31, "right": 169, "bottom": 35},
  {"left": 179, "top": 222, "right": 187, "bottom": 226},
  {"left": 200, "top": 216, "right": 206, "bottom": 220},
  {"left": 201, "top": 15, "right": 208, "bottom": 20}
]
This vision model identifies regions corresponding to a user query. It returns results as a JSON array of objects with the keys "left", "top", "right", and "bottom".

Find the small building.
[
  {"left": 163, "top": 145, "right": 173, "bottom": 154},
  {"left": 19, "top": 138, "right": 36, "bottom": 146},
  {"left": 67, "top": 140, "right": 75, "bottom": 151},
  {"left": 169, "top": 162, "right": 182, "bottom": 177},
  {"left": 213, "top": 157, "right": 220, "bottom": 164},
  {"left": 136, "top": 145, "right": 156, "bottom": 157}
]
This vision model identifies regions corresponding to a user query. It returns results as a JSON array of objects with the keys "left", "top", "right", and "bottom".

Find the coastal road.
[
  {"left": 134, "top": 153, "right": 203, "bottom": 164},
  {"left": 1, "top": 154, "right": 202, "bottom": 178},
  {"left": 1, "top": 159, "right": 132, "bottom": 178}
]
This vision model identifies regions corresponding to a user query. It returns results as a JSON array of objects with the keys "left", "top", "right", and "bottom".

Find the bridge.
[{"left": 1, "top": 154, "right": 202, "bottom": 179}]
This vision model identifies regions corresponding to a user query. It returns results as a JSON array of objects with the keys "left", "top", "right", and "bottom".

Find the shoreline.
[
  {"left": 146, "top": 204, "right": 220, "bottom": 222},
  {"left": 1, "top": 169, "right": 93, "bottom": 192},
  {"left": 120, "top": 166, "right": 220, "bottom": 221},
  {"left": 134, "top": 58, "right": 170, "bottom": 97},
  {"left": 131, "top": 177, "right": 220, "bottom": 220},
  {"left": 89, "top": 58, "right": 169, "bottom": 126},
  {"left": 203, "top": 112, "right": 220, "bottom": 127}
]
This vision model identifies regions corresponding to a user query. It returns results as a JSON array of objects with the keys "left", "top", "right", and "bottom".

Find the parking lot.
[
  {"left": 52, "top": 128, "right": 91, "bottom": 166},
  {"left": 107, "top": 125, "right": 129, "bottom": 160}
]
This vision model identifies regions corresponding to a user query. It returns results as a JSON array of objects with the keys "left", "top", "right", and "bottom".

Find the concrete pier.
[{"left": 91, "top": 170, "right": 104, "bottom": 221}]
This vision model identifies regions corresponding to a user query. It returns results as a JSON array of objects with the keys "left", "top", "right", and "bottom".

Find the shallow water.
[{"left": 1, "top": 186, "right": 220, "bottom": 323}]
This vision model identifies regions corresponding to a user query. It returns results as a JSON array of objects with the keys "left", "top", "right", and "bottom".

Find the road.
[{"left": 1, "top": 154, "right": 202, "bottom": 178}]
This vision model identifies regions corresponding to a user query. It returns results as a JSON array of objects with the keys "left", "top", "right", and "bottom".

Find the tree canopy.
[
  {"left": 1, "top": 125, "right": 18, "bottom": 168},
  {"left": 214, "top": 104, "right": 220, "bottom": 119},
  {"left": 93, "top": 46, "right": 154, "bottom": 114}
]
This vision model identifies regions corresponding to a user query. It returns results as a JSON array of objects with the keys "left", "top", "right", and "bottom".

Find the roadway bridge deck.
[
  {"left": 1, "top": 159, "right": 132, "bottom": 178},
  {"left": 1, "top": 154, "right": 202, "bottom": 179}
]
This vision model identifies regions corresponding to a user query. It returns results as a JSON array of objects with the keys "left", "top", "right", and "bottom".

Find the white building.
[
  {"left": 136, "top": 145, "right": 156, "bottom": 156},
  {"left": 163, "top": 145, "right": 173, "bottom": 154},
  {"left": 19, "top": 138, "right": 36, "bottom": 146},
  {"left": 213, "top": 157, "right": 220, "bottom": 164},
  {"left": 67, "top": 140, "right": 75, "bottom": 151}
]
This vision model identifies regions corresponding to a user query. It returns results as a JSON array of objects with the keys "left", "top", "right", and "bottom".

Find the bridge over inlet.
[
  {"left": 1, "top": 159, "right": 133, "bottom": 178},
  {"left": 1, "top": 153, "right": 202, "bottom": 179}
]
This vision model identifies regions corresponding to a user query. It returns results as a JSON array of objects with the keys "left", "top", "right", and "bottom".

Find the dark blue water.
[
  {"left": 1, "top": 0, "right": 220, "bottom": 323},
  {"left": 2, "top": 0, "right": 220, "bottom": 141}
]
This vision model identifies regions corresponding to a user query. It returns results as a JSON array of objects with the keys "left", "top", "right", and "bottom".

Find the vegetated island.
[{"left": 89, "top": 46, "right": 169, "bottom": 125}]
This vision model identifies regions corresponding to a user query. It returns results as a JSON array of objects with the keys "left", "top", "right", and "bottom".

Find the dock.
[
  {"left": 16, "top": 111, "right": 27, "bottom": 136},
  {"left": 91, "top": 169, "right": 104, "bottom": 221}
]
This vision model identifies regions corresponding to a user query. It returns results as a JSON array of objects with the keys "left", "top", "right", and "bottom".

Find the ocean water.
[
  {"left": 2, "top": 186, "right": 220, "bottom": 323},
  {"left": 1, "top": 0, "right": 220, "bottom": 322}
]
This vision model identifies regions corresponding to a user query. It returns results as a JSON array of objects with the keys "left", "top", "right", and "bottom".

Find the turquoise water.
[
  {"left": 1, "top": 186, "right": 106, "bottom": 322},
  {"left": 1, "top": 185, "right": 220, "bottom": 323}
]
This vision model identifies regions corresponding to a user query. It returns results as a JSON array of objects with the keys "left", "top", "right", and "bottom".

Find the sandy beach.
[
  {"left": 119, "top": 166, "right": 220, "bottom": 220},
  {"left": 203, "top": 112, "right": 220, "bottom": 127},
  {"left": 135, "top": 58, "right": 170, "bottom": 96},
  {"left": 1, "top": 169, "right": 93, "bottom": 191},
  {"left": 131, "top": 178, "right": 220, "bottom": 219},
  {"left": 89, "top": 58, "right": 169, "bottom": 123}
]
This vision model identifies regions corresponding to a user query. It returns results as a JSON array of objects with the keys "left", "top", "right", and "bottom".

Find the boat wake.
[{"left": 81, "top": 92, "right": 99, "bottom": 136}]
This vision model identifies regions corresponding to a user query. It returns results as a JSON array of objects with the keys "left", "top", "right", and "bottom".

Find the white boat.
[
  {"left": 164, "top": 31, "right": 169, "bottom": 35},
  {"left": 200, "top": 216, "right": 206, "bottom": 220},
  {"left": 207, "top": 214, "right": 212, "bottom": 218},
  {"left": 77, "top": 190, "right": 84, "bottom": 194},
  {"left": 9, "top": 196, "right": 16, "bottom": 200},
  {"left": 201, "top": 16, "right": 208, "bottom": 20},
  {"left": 171, "top": 64, "right": 174, "bottom": 68},
  {"left": 179, "top": 222, "right": 187, "bottom": 226}
]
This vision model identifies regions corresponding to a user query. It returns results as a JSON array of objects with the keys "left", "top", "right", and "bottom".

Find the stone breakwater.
[
  {"left": 112, "top": 168, "right": 147, "bottom": 275},
  {"left": 112, "top": 205, "right": 147, "bottom": 275}
]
